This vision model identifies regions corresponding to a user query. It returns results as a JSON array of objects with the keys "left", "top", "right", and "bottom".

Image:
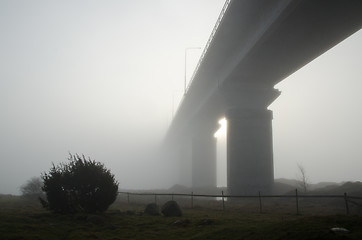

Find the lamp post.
[{"left": 184, "top": 47, "right": 201, "bottom": 95}]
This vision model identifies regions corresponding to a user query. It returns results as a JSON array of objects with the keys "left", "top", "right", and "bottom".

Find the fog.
[
  {"left": 1, "top": 0, "right": 361, "bottom": 195},
  {"left": 271, "top": 30, "right": 362, "bottom": 185}
]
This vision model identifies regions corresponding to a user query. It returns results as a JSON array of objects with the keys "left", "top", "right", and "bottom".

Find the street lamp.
[{"left": 184, "top": 47, "right": 201, "bottom": 95}]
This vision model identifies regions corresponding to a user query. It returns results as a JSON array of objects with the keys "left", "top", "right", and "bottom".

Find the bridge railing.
[{"left": 173, "top": 0, "right": 232, "bottom": 119}]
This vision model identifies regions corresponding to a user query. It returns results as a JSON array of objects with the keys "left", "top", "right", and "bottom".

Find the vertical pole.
[
  {"left": 127, "top": 192, "right": 130, "bottom": 204},
  {"left": 258, "top": 191, "right": 262, "bottom": 214},
  {"left": 222, "top": 191, "right": 225, "bottom": 211},
  {"left": 172, "top": 193, "right": 174, "bottom": 201},
  {"left": 155, "top": 194, "right": 157, "bottom": 205},
  {"left": 295, "top": 189, "right": 299, "bottom": 215},
  {"left": 344, "top": 192, "right": 350, "bottom": 215},
  {"left": 191, "top": 192, "right": 194, "bottom": 209},
  {"left": 184, "top": 49, "right": 187, "bottom": 95}
]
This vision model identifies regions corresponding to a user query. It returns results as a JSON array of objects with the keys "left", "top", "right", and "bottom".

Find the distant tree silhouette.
[
  {"left": 40, "top": 153, "right": 119, "bottom": 214},
  {"left": 20, "top": 176, "right": 44, "bottom": 199}
]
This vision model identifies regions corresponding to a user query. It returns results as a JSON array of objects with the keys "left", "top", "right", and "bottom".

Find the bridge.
[{"left": 163, "top": 0, "right": 362, "bottom": 195}]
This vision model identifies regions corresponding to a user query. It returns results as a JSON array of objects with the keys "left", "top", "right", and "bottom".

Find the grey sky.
[{"left": 0, "top": 0, "right": 361, "bottom": 194}]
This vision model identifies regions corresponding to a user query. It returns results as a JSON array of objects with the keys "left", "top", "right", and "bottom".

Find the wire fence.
[{"left": 118, "top": 190, "right": 362, "bottom": 215}]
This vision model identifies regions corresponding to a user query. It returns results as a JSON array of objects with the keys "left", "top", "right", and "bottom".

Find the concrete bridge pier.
[
  {"left": 191, "top": 123, "right": 217, "bottom": 188},
  {"left": 176, "top": 139, "right": 192, "bottom": 187},
  {"left": 223, "top": 84, "right": 280, "bottom": 195},
  {"left": 226, "top": 108, "right": 274, "bottom": 195}
]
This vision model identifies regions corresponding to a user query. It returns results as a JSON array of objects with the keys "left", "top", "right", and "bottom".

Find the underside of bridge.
[{"left": 164, "top": 0, "right": 362, "bottom": 195}]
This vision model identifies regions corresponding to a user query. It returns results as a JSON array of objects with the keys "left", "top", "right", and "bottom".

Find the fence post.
[
  {"left": 172, "top": 193, "right": 174, "bottom": 201},
  {"left": 155, "top": 194, "right": 157, "bottom": 205},
  {"left": 222, "top": 191, "right": 225, "bottom": 211},
  {"left": 127, "top": 192, "right": 130, "bottom": 204},
  {"left": 191, "top": 192, "right": 194, "bottom": 208},
  {"left": 295, "top": 189, "right": 300, "bottom": 215},
  {"left": 344, "top": 192, "right": 350, "bottom": 215},
  {"left": 258, "top": 191, "right": 262, "bottom": 214}
]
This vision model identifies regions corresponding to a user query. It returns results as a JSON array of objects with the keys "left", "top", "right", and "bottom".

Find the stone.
[
  {"left": 330, "top": 227, "right": 349, "bottom": 233},
  {"left": 144, "top": 203, "right": 159, "bottom": 216},
  {"left": 199, "top": 219, "right": 213, "bottom": 225},
  {"left": 161, "top": 200, "right": 182, "bottom": 217},
  {"left": 171, "top": 219, "right": 190, "bottom": 227}
]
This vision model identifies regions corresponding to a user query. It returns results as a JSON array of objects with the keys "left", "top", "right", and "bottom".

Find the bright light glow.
[
  {"left": 214, "top": 118, "right": 227, "bottom": 138},
  {"left": 214, "top": 117, "right": 227, "bottom": 187}
]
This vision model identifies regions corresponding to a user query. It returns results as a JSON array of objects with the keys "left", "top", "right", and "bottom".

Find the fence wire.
[{"left": 118, "top": 190, "right": 362, "bottom": 215}]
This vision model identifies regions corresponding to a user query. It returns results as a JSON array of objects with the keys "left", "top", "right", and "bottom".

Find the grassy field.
[{"left": 1, "top": 195, "right": 362, "bottom": 240}]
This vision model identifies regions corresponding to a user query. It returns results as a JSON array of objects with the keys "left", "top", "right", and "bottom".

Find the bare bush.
[{"left": 297, "top": 163, "right": 309, "bottom": 193}]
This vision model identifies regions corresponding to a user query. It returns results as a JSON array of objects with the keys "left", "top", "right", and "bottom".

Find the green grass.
[{"left": 1, "top": 196, "right": 362, "bottom": 240}]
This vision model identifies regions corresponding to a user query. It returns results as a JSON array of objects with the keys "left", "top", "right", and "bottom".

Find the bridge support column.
[
  {"left": 191, "top": 126, "right": 217, "bottom": 188},
  {"left": 223, "top": 83, "right": 280, "bottom": 195},
  {"left": 226, "top": 108, "right": 274, "bottom": 195},
  {"left": 178, "top": 139, "right": 192, "bottom": 187}
]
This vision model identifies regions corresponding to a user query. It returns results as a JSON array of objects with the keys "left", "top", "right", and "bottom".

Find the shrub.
[{"left": 40, "top": 154, "right": 119, "bottom": 214}]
